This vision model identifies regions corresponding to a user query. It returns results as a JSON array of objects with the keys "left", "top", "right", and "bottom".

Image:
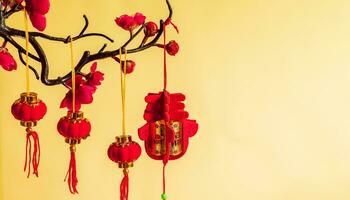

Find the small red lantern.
[
  {"left": 57, "top": 111, "right": 91, "bottom": 194},
  {"left": 11, "top": 92, "right": 47, "bottom": 178},
  {"left": 107, "top": 135, "right": 141, "bottom": 200},
  {"left": 108, "top": 135, "right": 141, "bottom": 167},
  {"left": 138, "top": 90, "right": 198, "bottom": 199}
]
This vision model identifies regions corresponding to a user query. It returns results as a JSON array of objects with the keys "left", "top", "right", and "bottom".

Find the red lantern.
[
  {"left": 11, "top": 92, "right": 47, "bottom": 178},
  {"left": 108, "top": 135, "right": 141, "bottom": 166},
  {"left": 138, "top": 90, "right": 198, "bottom": 199},
  {"left": 107, "top": 135, "right": 141, "bottom": 200},
  {"left": 57, "top": 111, "right": 91, "bottom": 194},
  {"left": 138, "top": 90, "right": 198, "bottom": 160}
]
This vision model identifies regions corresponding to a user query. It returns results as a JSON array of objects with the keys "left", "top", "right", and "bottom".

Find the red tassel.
[
  {"left": 120, "top": 169, "right": 129, "bottom": 200},
  {"left": 65, "top": 145, "right": 78, "bottom": 194},
  {"left": 24, "top": 129, "right": 40, "bottom": 178}
]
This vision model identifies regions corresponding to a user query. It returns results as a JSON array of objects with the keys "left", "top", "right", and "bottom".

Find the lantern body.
[
  {"left": 57, "top": 111, "right": 91, "bottom": 140},
  {"left": 107, "top": 135, "right": 141, "bottom": 168},
  {"left": 11, "top": 92, "right": 47, "bottom": 126},
  {"left": 138, "top": 91, "right": 198, "bottom": 161}
]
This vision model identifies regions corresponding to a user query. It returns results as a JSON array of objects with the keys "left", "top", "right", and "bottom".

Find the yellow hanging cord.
[
  {"left": 24, "top": 8, "right": 30, "bottom": 94},
  {"left": 70, "top": 38, "right": 76, "bottom": 113},
  {"left": 119, "top": 49, "right": 127, "bottom": 136}
]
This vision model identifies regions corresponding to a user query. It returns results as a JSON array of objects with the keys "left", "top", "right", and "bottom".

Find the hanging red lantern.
[
  {"left": 107, "top": 135, "right": 141, "bottom": 200},
  {"left": 138, "top": 91, "right": 198, "bottom": 161},
  {"left": 57, "top": 111, "right": 91, "bottom": 194},
  {"left": 11, "top": 92, "right": 47, "bottom": 177},
  {"left": 138, "top": 17, "right": 198, "bottom": 200},
  {"left": 107, "top": 48, "right": 141, "bottom": 200},
  {"left": 56, "top": 39, "right": 94, "bottom": 194},
  {"left": 108, "top": 136, "right": 141, "bottom": 167}
]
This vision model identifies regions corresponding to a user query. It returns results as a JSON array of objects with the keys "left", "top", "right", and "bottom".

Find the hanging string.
[
  {"left": 163, "top": 23, "right": 167, "bottom": 90},
  {"left": 160, "top": 18, "right": 179, "bottom": 200},
  {"left": 23, "top": 8, "right": 30, "bottom": 94},
  {"left": 162, "top": 18, "right": 179, "bottom": 91},
  {"left": 119, "top": 49, "right": 127, "bottom": 136},
  {"left": 69, "top": 38, "right": 76, "bottom": 113}
]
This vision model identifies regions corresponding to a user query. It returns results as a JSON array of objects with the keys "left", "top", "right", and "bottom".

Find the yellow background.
[{"left": 1, "top": 0, "right": 350, "bottom": 199}]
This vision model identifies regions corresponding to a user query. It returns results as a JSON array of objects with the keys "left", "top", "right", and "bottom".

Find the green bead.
[{"left": 161, "top": 193, "right": 167, "bottom": 200}]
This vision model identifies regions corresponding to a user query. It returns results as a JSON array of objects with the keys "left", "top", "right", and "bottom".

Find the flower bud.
[
  {"left": 166, "top": 40, "right": 179, "bottom": 56},
  {"left": 144, "top": 22, "right": 158, "bottom": 37}
]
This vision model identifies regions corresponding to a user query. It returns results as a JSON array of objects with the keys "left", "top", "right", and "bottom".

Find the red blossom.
[
  {"left": 60, "top": 63, "right": 104, "bottom": 111},
  {"left": 115, "top": 12, "right": 146, "bottom": 31},
  {"left": 87, "top": 62, "right": 104, "bottom": 86},
  {"left": 16, "top": 0, "right": 50, "bottom": 31},
  {"left": 0, "top": 48, "right": 17, "bottom": 71},
  {"left": 133, "top": 12, "right": 146, "bottom": 25},
  {"left": 144, "top": 21, "right": 158, "bottom": 37},
  {"left": 166, "top": 40, "right": 179, "bottom": 56}
]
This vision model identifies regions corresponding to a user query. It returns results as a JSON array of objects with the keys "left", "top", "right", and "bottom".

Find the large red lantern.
[
  {"left": 57, "top": 111, "right": 91, "bottom": 194},
  {"left": 11, "top": 92, "right": 47, "bottom": 178},
  {"left": 137, "top": 17, "right": 198, "bottom": 200},
  {"left": 138, "top": 91, "right": 198, "bottom": 160},
  {"left": 138, "top": 90, "right": 198, "bottom": 200}
]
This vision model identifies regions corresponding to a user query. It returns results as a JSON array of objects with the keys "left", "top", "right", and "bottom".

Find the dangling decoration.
[
  {"left": 138, "top": 18, "right": 198, "bottom": 200},
  {"left": 11, "top": 6, "right": 47, "bottom": 178},
  {"left": 107, "top": 49, "right": 141, "bottom": 200},
  {"left": 56, "top": 38, "right": 91, "bottom": 194}
]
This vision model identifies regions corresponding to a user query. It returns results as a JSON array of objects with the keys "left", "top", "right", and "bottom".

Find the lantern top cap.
[{"left": 20, "top": 92, "right": 38, "bottom": 104}]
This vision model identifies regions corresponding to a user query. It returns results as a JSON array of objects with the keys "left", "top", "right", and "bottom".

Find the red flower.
[
  {"left": 166, "top": 40, "right": 179, "bottom": 56},
  {"left": 60, "top": 62, "right": 104, "bottom": 111},
  {"left": 144, "top": 21, "right": 158, "bottom": 37},
  {"left": 87, "top": 62, "right": 104, "bottom": 86},
  {"left": 134, "top": 12, "right": 146, "bottom": 25},
  {"left": 115, "top": 12, "right": 146, "bottom": 31},
  {"left": 121, "top": 60, "right": 136, "bottom": 74},
  {"left": 17, "top": 0, "right": 50, "bottom": 31},
  {"left": 0, "top": 48, "right": 17, "bottom": 71}
]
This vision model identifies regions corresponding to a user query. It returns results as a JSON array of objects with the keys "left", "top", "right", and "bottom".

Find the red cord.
[
  {"left": 120, "top": 170, "right": 129, "bottom": 200},
  {"left": 65, "top": 146, "right": 78, "bottom": 194},
  {"left": 163, "top": 23, "right": 167, "bottom": 90},
  {"left": 24, "top": 129, "right": 40, "bottom": 178},
  {"left": 163, "top": 18, "right": 179, "bottom": 91}
]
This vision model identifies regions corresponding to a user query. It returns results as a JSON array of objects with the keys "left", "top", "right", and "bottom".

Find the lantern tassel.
[
  {"left": 24, "top": 129, "right": 40, "bottom": 178},
  {"left": 120, "top": 169, "right": 129, "bottom": 200},
  {"left": 65, "top": 145, "right": 78, "bottom": 194}
]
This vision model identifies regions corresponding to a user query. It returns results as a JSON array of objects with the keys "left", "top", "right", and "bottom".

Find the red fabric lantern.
[
  {"left": 108, "top": 136, "right": 141, "bottom": 166},
  {"left": 11, "top": 92, "right": 47, "bottom": 178},
  {"left": 57, "top": 111, "right": 91, "bottom": 194},
  {"left": 108, "top": 135, "right": 141, "bottom": 200},
  {"left": 138, "top": 17, "right": 198, "bottom": 200},
  {"left": 138, "top": 91, "right": 198, "bottom": 161},
  {"left": 107, "top": 48, "right": 142, "bottom": 200},
  {"left": 138, "top": 90, "right": 198, "bottom": 200}
]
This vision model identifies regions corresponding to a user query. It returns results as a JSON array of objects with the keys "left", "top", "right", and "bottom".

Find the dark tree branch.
[
  {"left": 3, "top": 4, "right": 22, "bottom": 18},
  {"left": 0, "top": 0, "right": 173, "bottom": 86},
  {"left": 17, "top": 50, "right": 40, "bottom": 80}
]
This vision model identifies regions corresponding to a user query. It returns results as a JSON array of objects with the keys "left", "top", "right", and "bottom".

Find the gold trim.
[
  {"left": 65, "top": 138, "right": 81, "bottom": 145},
  {"left": 118, "top": 162, "right": 133, "bottom": 169},
  {"left": 20, "top": 92, "right": 39, "bottom": 104},
  {"left": 116, "top": 135, "right": 132, "bottom": 144},
  {"left": 20, "top": 121, "right": 37, "bottom": 127}
]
